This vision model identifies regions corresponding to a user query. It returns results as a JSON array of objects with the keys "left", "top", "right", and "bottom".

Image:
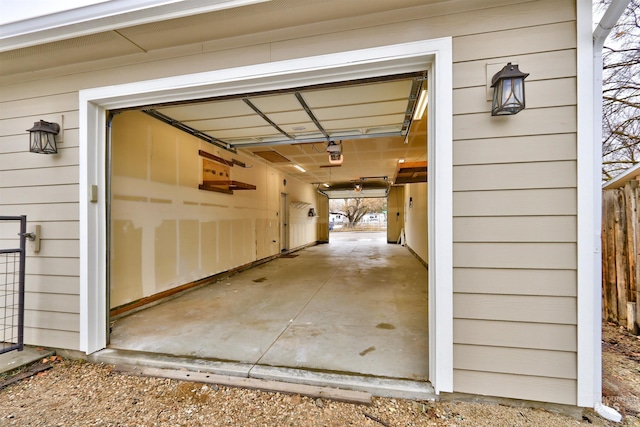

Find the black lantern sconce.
[
  {"left": 490, "top": 63, "right": 529, "bottom": 116},
  {"left": 28, "top": 120, "right": 60, "bottom": 154}
]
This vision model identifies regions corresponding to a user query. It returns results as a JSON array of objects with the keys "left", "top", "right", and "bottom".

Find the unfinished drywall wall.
[
  {"left": 281, "top": 176, "right": 318, "bottom": 251},
  {"left": 387, "top": 186, "right": 405, "bottom": 243},
  {"left": 110, "top": 111, "right": 317, "bottom": 308},
  {"left": 405, "top": 182, "right": 428, "bottom": 264}
]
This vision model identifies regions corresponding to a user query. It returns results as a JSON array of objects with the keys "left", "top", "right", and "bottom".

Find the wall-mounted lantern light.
[
  {"left": 490, "top": 63, "right": 529, "bottom": 116},
  {"left": 28, "top": 120, "right": 60, "bottom": 154}
]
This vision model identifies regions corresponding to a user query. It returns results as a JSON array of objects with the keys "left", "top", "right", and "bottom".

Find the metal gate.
[{"left": 0, "top": 216, "right": 26, "bottom": 354}]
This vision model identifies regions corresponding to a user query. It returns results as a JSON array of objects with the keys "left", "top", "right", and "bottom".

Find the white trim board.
[
  {"left": 79, "top": 38, "right": 455, "bottom": 393},
  {"left": 576, "top": 0, "right": 600, "bottom": 408}
]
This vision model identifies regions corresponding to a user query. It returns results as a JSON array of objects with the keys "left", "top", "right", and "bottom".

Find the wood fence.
[{"left": 602, "top": 179, "right": 640, "bottom": 334}]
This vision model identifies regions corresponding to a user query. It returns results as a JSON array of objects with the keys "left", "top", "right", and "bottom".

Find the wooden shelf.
[
  {"left": 393, "top": 161, "right": 427, "bottom": 184},
  {"left": 202, "top": 180, "right": 256, "bottom": 190},
  {"left": 199, "top": 180, "right": 256, "bottom": 194},
  {"left": 199, "top": 150, "right": 234, "bottom": 166},
  {"left": 198, "top": 150, "right": 255, "bottom": 194},
  {"left": 198, "top": 184, "right": 233, "bottom": 194}
]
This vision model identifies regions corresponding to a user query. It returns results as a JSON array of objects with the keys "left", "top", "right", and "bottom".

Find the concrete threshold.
[
  {"left": 90, "top": 348, "right": 436, "bottom": 401},
  {"left": 250, "top": 365, "right": 436, "bottom": 401},
  {"left": 89, "top": 348, "right": 252, "bottom": 377}
]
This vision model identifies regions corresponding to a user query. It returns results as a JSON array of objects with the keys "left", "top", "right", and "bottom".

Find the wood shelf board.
[
  {"left": 198, "top": 184, "right": 234, "bottom": 194},
  {"left": 394, "top": 161, "right": 427, "bottom": 184},
  {"left": 202, "top": 180, "right": 257, "bottom": 190},
  {"left": 199, "top": 150, "right": 234, "bottom": 166}
]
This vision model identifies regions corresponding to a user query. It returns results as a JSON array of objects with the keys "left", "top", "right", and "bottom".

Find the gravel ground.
[
  {"left": 601, "top": 322, "right": 640, "bottom": 425},
  {"left": 0, "top": 324, "right": 638, "bottom": 427}
]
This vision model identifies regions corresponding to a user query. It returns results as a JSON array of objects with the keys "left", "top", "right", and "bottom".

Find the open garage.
[{"left": 103, "top": 72, "right": 431, "bottom": 393}]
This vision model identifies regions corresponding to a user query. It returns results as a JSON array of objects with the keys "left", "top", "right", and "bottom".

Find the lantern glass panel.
[
  {"left": 42, "top": 133, "right": 58, "bottom": 153},
  {"left": 492, "top": 77, "right": 526, "bottom": 115},
  {"left": 29, "top": 132, "right": 41, "bottom": 152},
  {"left": 491, "top": 63, "right": 528, "bottom": 116},
  {"left": 30, "top": 130, "right": 58, "bottom": 153}
]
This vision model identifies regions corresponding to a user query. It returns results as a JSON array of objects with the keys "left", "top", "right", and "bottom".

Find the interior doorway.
[
  {"left": 280, "top": 192, "right": 289, "bottom": 252},
  {"left": 387, "top": 186, "right": 405, "bottom": 243}
]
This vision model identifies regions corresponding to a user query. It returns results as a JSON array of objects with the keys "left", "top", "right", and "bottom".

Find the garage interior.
[{"left": 104, "top": 72, "right": 431, "bottom": 392}]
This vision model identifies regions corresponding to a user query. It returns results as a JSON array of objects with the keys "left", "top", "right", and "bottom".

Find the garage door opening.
[
  {"left": 81, "top": 38, "right": 453, "bottom": 394},
  {"left": 105, "top": 73, "right": 430, "bottom": 384},
  {"left": 328, "top": 198, "right": 387, "bottom": 233}
]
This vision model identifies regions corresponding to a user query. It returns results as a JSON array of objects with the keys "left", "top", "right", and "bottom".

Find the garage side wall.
[
  {"left": 404, "top": 182, "right": 428, "bottom": 265},
  {"left": 110, "top": 111, "right": 318, "bottom": 309}
]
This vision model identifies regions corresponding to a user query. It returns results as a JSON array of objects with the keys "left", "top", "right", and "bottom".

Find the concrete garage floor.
[{"left": 107, "top": 231, "right": 429, "bottom": 389}]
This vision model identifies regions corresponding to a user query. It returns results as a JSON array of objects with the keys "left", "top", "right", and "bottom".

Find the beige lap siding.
[
  {"left": 450, "top": 0, "right": 578, "bottom": 405},
  {"left": 0, "top": 140, "right": 80, "bottom": 349},
  {"left": 0, "top": 88, "right": 80, "bottom": 350}
]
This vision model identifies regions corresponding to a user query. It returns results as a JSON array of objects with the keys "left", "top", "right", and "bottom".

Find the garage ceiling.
[{"left": 132, "top": 73, "right": 428, "bottom": 197}]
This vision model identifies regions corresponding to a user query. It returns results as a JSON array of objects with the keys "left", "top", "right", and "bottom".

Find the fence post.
[
  {"left": 18, "top": 215, "right": 26, "bottom": 351},
  {"left": 614, "top": 189, "right": 629, "bottom": 324},
  {"left": 603, "top": 190, "right": 618, "bottom": 321},
  {"left": 628, "top": 302, "right": 638, "bottom": 334},
  {"left": 632, "top": 180, "right": 640, "bottom": 331},
  {"left": 624, "top": 184, "right": 636, "bottom": 295}
]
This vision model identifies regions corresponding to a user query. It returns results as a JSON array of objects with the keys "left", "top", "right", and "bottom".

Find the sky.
[{"left": 0, "top": 0, "right": 110, "bottom": 25}]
